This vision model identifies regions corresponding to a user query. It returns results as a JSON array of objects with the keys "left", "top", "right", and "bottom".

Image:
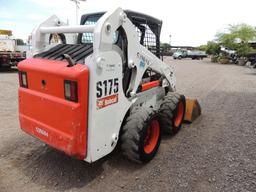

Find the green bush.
[
  {"left": 211, "top": 55, "right": 219, "bottom": 63},
  {"left": 218, "top": 55, "right": 229, "bottom": 64}
]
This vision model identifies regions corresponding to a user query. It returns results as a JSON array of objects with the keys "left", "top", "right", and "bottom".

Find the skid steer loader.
[{"left": 18, "top": 8, "right": 186, "bottom": 163}]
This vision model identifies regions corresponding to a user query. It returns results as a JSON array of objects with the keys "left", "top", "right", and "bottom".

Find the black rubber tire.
[
  {"left": 120, "top": 108, "right": 161, "bottom": 163},
  {"left": 159, "top": 93, "right": 186, "bottom": 135},
  {"left": 178, "top": 56, "right": 182, "bottom": 60}
]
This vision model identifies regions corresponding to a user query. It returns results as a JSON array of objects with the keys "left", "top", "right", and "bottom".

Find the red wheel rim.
[
  {"left": 174, "top": 101, "right": 184, "bottom": 127},
  {"left": 144, "top": 119, "right": 160, "bottom": 154}
]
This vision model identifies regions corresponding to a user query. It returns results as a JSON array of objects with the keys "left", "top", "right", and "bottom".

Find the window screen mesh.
[
  {"left": 80, "top": 12, "right": 160, "bottom": 57},
  {"left": 81, "top": 16, "right": 100, "bottom": 43},
  {"left": 135, "top": 24, "right": 157, "bottom": 55}
]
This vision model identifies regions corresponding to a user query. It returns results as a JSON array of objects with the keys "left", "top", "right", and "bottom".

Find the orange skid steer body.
[{"left": 18, "top": 58, "right": 89, "bottom": 160}]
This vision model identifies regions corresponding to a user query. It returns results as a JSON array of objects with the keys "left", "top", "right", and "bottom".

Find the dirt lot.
[{"left": 0, "top": 58, "right": 256, "bottom": 192}]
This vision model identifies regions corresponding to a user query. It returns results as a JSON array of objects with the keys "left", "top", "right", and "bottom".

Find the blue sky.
[
  {"left": 1, "top": 0, "right": 256, "bottom": 46},
  {"left": 0, "top": 0, "right": 57, "bottom": 41}
]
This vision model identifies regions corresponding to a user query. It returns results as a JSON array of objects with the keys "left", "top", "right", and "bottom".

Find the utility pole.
[
  {"left": 70, "top": 0, "right": 86, "bottom": 24},
  {"left": 169, "top": 34, "right": 172, "bottom": 47}
]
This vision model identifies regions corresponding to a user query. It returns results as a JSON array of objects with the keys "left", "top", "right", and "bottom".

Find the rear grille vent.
[{"left": 34, "top": 44, "right": 93, "bottom": 64}]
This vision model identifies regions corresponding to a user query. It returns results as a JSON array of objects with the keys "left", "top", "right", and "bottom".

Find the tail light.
[
  {"left": 15, "top": 53, "right": 21, "bottom": 57},
  {"left": 18, "top": 71, "right": 28, "bottom": 88},
  {"left": 64, "top": 80, "right": 78, "bottom": 102}
]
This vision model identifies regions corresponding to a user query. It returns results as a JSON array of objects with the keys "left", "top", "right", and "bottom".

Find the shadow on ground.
[
  {"left": 1, "top": 135, "right": 141, "bottom": 191},
  {"left": 5, "top": 139, "right": 105, "bottom": 190},
  {"left": 0, "top": 67, "right": 18, "bottom": 73}
]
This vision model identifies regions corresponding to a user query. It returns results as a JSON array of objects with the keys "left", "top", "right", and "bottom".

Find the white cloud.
[
  {"left": 0, "top": 9, "right": 15, "bottom": 19},
  {"left": 25, "top": 14, "right": 48, "bottom": 21},
  {"left": 78, "top": 0, "right": 256, "bottom": 46},
  {"left": 28, "top": 0, "right": 72, "bottom": 8},
  {"left": 1, "top": 21, "right": 16, "bottom": 27},
  {"left": 5, "top": 0, "right": 256, "bottom": 45}
]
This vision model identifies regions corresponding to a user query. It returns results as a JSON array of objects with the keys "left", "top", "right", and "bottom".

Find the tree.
[
  {"left": 198, "top": 44, "right": 207, "bottom": 51},
  {"left": 198, "top": 41, "right": 221, "bottom": 55},
  {"left": 160, "top": 42, "right": 171, "bottom": 49},
  {"left": 160, "top": 42, "right": 171, "bottom": 55},
  {"left": 216, "top": 24, "right": 256, "bottom": 56},
  {"left": 206, "top": 41, "right": 221, "bottom": 55}
]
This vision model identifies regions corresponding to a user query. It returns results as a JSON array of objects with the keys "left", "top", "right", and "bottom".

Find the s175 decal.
[{"left": 96, "top": 78, "right": 118, "bottom": 98}]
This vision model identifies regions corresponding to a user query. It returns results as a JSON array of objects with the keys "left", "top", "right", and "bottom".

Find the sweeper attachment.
[{"left": 18, "top": 8, "right": 186, "bottom": 163}]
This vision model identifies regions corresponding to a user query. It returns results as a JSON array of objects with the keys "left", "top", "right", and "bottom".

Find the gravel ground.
[{"left": 0, "top": 58, "right": 256, "bottom": 192}]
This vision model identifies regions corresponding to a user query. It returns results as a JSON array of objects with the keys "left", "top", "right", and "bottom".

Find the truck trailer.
[{"left": 0, "top": 30, "right": 26, "bottom": 68}]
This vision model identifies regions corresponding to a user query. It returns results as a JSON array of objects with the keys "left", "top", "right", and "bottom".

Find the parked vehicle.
[
  {"left": 246, "top": 52, "right": 256, "bottom": 68},
  {"left": 173, "top": 49, "right": 207, "bottom": 60},
  {"left": 0, "top": 30, "right": 27, "bottom": 68},
  {"left": 220, "top": 47, "right": 238, "bottom": 64}
]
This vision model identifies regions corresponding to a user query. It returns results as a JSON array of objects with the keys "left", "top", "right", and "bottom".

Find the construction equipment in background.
[{"left": 18, "top": 8, "right": 187, "bottom": 163}]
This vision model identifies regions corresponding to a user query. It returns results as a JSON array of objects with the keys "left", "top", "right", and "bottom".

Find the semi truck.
[
  {"left": 173, "top": 49, "right": 207, "bottom": 60},
  {"left": 0, "top": 30, "right": 27, "bottom": 68}
]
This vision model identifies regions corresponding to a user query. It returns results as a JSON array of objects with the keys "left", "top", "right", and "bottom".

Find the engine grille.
[{"left": 34, "top": 44, "right": 93, "bottom": 64}]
